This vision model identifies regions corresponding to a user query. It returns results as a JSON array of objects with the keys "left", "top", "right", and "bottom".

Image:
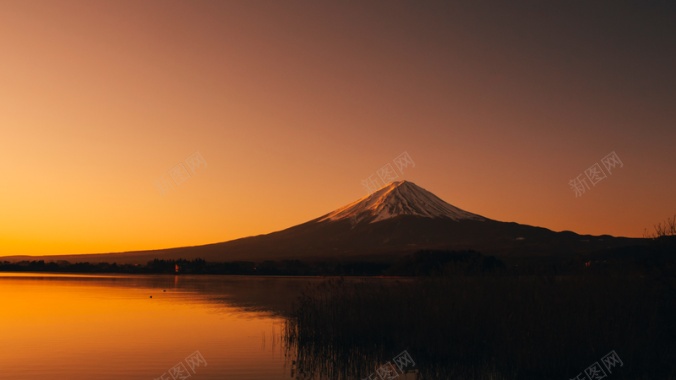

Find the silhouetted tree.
[{"left": 644, "top": 213, "right": 676, "bottom": 239}]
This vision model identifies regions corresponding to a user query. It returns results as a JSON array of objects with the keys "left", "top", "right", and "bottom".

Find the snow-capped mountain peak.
[{"left": 318, "top": 181, "right": 485, "bottom": 224}]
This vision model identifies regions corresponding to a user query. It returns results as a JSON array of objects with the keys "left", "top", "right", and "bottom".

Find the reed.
[{"left": 284, "top": 275, "right": 675, "bottom": 379}]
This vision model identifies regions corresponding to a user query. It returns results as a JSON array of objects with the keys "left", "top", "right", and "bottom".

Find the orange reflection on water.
[{"left": 0, "top": 274, "right": 289, "bottom": 379}]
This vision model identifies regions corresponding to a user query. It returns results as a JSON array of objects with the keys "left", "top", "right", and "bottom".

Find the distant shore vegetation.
[{"left": 1, "top": 238, "right": 674, "bottom": 277}]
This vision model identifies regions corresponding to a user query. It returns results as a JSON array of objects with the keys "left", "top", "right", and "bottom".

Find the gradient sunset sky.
[{"left": 1, "top": 1, "right": 674, "bottom": 256}]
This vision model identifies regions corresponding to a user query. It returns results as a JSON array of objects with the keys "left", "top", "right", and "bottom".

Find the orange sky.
[{"left": 1, "top": 1, "right": 675, "bottom": 256}]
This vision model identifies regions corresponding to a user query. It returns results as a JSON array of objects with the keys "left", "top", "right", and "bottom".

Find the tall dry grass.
[{"left": 284, "top": 275, "right": 675, "bottom": 379}]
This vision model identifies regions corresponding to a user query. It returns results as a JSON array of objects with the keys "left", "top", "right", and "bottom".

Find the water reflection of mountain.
[
  {"left": 161, "top": 275, "right": 326, "bottom": 316},
  {"left": 2, "top": 273, "right": 320, "bottom": 316},
  {"left": 8, "top": 274, "right": 673, "bottom": 379}
]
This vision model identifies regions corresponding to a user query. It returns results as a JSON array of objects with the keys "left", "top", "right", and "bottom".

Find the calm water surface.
[{"left": 0, "top": 273, "right": 326, "bottom": 380}]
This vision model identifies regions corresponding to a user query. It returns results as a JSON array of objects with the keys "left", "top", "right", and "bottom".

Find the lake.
[
  {"left": 3, "top": 273, "right": 668, "bottom": 379},
  {"left": 1, "top": 273, "right": 385, "bottom": 380}
]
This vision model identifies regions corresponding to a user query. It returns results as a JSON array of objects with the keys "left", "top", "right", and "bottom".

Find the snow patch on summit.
[{"left": 318, "top": 181, "right": 485, "bottom": 224}]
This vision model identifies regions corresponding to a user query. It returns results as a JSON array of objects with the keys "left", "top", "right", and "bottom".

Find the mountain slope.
[
  {"left": 318, "top": 181, "right": 485, "bottom": 223},
  {"left": 0, "top": 181, "right": 642, "bottom": 263}
]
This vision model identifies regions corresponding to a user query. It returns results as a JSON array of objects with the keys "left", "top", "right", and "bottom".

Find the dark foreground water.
[
  {"left": 0, "top": 273, "right": 391, "bottom": 380},
  {"left": 3, "top": 273, "right": 672, "bottom": 380}
]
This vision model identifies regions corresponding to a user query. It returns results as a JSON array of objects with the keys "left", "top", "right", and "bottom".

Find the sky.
[{"left": 1, "top": 1, "right": 675, "bottom": 256}]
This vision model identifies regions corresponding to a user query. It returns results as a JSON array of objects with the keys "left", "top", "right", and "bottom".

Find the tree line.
[{"left": 1, "top": 241, "right": 673, "bottom": 276}]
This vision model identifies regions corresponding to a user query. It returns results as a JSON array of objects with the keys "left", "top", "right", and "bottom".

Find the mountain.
[
  {"left": 318, "top": 180, "right": 485, "bottom": 223},
  {"left": 1, "top": 181, "right": 641, "bottom": 264}
]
